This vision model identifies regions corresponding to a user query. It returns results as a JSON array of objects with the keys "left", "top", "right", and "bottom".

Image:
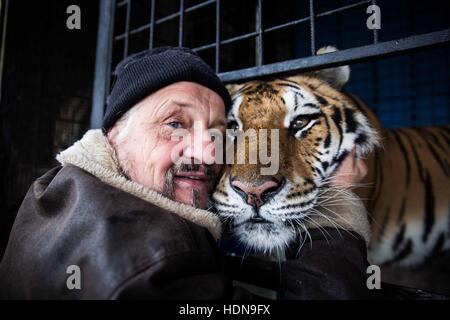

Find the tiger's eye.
[
  {"left": 228, "top": 120, "right": 239, "bottom": 131},
  {"left": 292, "top": 117, "right": 310, "bottom": 130}
]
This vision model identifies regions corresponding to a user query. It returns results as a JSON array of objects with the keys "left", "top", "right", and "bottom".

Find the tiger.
[{"left": 212, "top": 46, "right": 450, "bottom": 273}]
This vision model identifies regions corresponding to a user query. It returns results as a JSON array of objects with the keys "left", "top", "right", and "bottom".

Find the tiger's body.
[
  {"left": 212, "top": 47, "right": 450, "bottom": 271},
  {"left": 346, "top": 95, "right": 450, "bottom": 266}
]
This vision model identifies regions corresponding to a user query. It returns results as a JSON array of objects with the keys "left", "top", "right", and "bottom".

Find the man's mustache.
[
  {"left": 162, "top": 163, "right": 216, "bottom": 202},
  {"left": 171, "top": 163, "right": 216, "bottom": 180}
]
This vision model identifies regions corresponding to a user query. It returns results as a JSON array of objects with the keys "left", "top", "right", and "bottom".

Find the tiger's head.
[{"left": 212, "top": 46, "right": 380, "bottom": 253}]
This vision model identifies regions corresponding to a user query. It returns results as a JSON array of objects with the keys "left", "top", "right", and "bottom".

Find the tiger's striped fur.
[{"left": 345, "top": 94, "right": 450, "bottom": 265}]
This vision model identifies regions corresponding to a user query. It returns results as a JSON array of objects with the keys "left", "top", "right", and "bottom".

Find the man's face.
[{"left": 108, "top": 81, "right": 226, "bottom": 209}]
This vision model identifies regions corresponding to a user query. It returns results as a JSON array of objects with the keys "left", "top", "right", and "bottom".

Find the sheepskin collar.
[{"left": 56, "top": 129, "right": 222, "bottom": 240}]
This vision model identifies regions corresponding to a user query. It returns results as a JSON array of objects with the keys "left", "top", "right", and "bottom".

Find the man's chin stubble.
[
  {"left": 162, "top": 176, "right": 203, "bottom": 208},
  {"left": 162, "top": 164, "right": 216, "bottom": 209}
]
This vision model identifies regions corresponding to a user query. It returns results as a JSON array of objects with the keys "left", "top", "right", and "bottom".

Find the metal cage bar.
[
  {"left": 218, "top": 28, "right": 450, "bottom": 83},
  {"left": 92, "top": 0, "right": 450, "bottom": 128},
  {"left": 215, "top": 0, "right": 220, "bottom": 73},
  {"left": 123, "top": 0, "right": 131, "bottom": 58},
  {"left": 90, "top": 0, "right": 115, "bottom": 129},
  {"left": 372, "top": 0, "right": 379, "bottom": 43},
  {"left": 114, "top": 0, "right": 373, "bottom": 47},
  {"left": 190, "top": 0, "right": 374, "bottom": 53},
  {"left": 255, "top": 0, "right": 263, "bottom": 66},
  {"left": 0, "top": 0, "right": 10, "bottom": 107},
  {"left": 179, "top": 0, "right": 184, "bottom": 47},
  {"left": 149, "top": 0, "right": 155, "bottom": 49},
  {"left": 309, "top": 0, "right": 316, "bottom": 55}
]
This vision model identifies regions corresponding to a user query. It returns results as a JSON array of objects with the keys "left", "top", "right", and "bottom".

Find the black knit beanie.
[{"left": 102, "top": 46, "right": 231, "bottom": 133}]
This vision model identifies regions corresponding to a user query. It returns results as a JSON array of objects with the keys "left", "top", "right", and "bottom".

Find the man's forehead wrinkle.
[
  {"left": 172, "top": 89, "right": 222, "bottom": 109},
  {"left": 172, "top": 99, "right": 194, "bottom": 108},
  {"left": 144, "top": 95, "right": 224, "bottom": 129},
  {"left": 150, "top": 98, "right": 181, "bottom": 120},
  {"left": 154, "top": 95, "right": 201, "bottom": 115}
]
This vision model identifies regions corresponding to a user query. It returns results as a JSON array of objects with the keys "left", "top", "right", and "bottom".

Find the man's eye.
[
  {"left": 227, "top": 120, "right": 239, "bottom": 131},
  {"left": 167, "top": 121, "right": 182, "bottom": 129}
]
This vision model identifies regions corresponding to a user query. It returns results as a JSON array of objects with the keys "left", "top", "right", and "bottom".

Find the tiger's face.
[{"left": 212, "top": 56, "right": 379, "bottom": 252}]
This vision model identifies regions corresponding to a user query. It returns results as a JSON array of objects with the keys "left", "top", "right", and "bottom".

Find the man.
[{"left": 0, "top": 47, "right": 370, "bottom": 299}]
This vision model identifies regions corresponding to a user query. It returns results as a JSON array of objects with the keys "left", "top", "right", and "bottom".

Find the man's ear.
[
  {"left": 226, "top": 83, "right": 244, "bottom": 97},
  {"left": 312, "top": 46, "right": 350, "bottom": 90},
  {"left": 106, "top": 124, "right": 119, "bottom": 145}
]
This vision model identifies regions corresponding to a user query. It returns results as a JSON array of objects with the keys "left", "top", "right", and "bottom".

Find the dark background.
[
  {"left": 0, "top": 0, "right": 99, "bottom": 256},
  {"left": 0, "top": 0, "right": 449, "bottom": 258}
]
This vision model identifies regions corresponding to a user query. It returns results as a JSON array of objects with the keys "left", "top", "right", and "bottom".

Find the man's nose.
[
  {"left": 230, "top": 178, "right": 283, "bottom": 208},
  {"left": 183, "top": 129, "right": 216, "bottom": 164}
]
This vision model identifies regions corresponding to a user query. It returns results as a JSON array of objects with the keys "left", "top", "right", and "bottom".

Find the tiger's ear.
[
  {"left": 226, "top": 84, "right": 244, "bottom": 97},
  {"left": 312, "top": 46, "right": 350, "bottom": 90}
]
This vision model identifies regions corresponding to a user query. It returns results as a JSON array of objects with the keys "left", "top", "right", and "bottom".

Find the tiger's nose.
[{"left": 230, "top": 178, "right": 283, "bottom": 207}]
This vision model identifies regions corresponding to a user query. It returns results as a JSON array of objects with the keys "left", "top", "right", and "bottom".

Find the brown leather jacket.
[
  {"left": 0, "top": 130, "right": 371, "bottom": 299},
  {"left": 0, "top": 165, "right": 235, "bottom": 299}
]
